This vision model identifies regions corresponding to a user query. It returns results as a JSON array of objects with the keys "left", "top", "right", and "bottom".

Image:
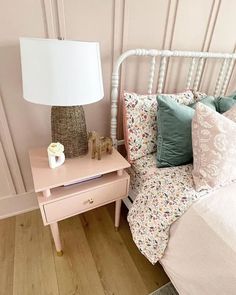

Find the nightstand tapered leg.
[
  {"left": 115, "top": 199, "right": 122, "bottom": 230},
  {"left": 50, "top": 222, "right": 63, "bottom": 256}
]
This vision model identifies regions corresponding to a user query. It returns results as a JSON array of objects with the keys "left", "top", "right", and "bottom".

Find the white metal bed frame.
[{"left": 110, "top": 49, "right": 236, "bottom": 209}]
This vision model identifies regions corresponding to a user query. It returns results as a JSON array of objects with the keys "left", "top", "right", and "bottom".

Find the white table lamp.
[{"left": 20, "top": 37, "right": 104, "bottom": 158}]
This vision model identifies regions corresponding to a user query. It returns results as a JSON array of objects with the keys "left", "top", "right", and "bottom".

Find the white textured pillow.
[
  {"left": 192, "top": 103, "right": 236, "bottom": 191},
  {"left": 123, "top": 90, "right": 195, "bottom": 162}
]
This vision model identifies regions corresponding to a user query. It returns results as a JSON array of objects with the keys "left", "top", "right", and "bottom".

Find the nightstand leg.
[
  {"left": 43, "top": 189, "right": 51, "bottom": 198},
  {"left": 50, "top": 223, "right": 63, "bottom": 256},
  {"left": 115, "top": 199, "right": 122, "bottom": 231},
  {"left": 117, "top": 169, "right": 124, "bottom": 176}
]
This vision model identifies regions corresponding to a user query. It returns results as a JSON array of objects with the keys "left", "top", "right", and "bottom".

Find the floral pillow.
[
  {"left": 192, "top": 103, "right": 236, "bottom": 191},
  {"left": 123, "top": 90, "right": 195, "bottom": 162}
]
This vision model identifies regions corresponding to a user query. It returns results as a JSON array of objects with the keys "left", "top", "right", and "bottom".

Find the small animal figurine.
[{"left": 88, "top": 131, "right": 113, "bottom": 160}]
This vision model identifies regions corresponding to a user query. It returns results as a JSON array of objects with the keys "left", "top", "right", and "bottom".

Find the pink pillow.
[{"left": 192, "top": 103, "right": 236, "bottom": 191}]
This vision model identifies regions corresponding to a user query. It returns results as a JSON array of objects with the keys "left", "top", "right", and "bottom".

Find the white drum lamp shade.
[
  {"left": 20, "top": 38, "right": 104, "bottom": 106},
  {"left": 20, "top": 38, "right": 104, "bottom": 158}
]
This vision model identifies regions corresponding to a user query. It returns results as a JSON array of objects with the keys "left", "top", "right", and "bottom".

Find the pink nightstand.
[{"left": 29, "top": 148, "right": 130, "bottom": 256}]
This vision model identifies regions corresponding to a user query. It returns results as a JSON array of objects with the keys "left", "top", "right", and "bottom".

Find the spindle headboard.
[{"left": 110, "top": 49, "right": 236, "bottom": 147}]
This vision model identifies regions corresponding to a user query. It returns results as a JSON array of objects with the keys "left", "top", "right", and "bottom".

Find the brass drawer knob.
[{"left": 88, "top": 198, "right": 94, "bottom": 204}]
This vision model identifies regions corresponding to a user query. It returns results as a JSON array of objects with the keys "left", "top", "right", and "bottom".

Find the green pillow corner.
[
  {"left": 189, "top": 96, "right": 217, "bottom": 111},
  {"left": 215, "top": 91, "right": 236, "bottom": 113},
  {"left": 156, "top": 95, "right": 217, "bottom": 168}
]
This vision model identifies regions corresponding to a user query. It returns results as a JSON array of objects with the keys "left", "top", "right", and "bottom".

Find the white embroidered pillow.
[
  {"left": 123, "top": 90, "right": 195, "bottom": 162},
  {"left": 192, "top": 103, "right": 236, "bottom": 191}
]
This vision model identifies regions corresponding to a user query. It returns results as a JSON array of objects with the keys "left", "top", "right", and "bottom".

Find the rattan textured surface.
[{"left": 51, "top": 106, "right": 88, "bottom": 158}]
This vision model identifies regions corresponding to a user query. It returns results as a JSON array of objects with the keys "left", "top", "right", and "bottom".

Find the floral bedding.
[
  {"left": 128, "top": 153, "right": 157, "bottom": 190},
  {"left": 127, "top": 155, "right": 209, "bottom": 264}
]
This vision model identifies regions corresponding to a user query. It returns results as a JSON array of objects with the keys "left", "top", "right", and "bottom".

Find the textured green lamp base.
[{"left": 51, "top": 106, "right": 88, "bottom": 158}]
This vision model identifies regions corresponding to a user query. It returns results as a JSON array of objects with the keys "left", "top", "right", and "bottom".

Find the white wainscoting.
[{"left": 0, "top": 192, "right": 38, "bottom": 220}]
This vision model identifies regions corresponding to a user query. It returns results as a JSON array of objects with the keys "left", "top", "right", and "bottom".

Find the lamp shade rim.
[{"left": 20, "top": 37, "right": 100, "bottom": 46}]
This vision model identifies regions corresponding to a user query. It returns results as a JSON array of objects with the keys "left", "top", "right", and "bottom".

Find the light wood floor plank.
[
  {"left": 0, "top": 206, "right": 169, "bottom": 295},
  {"left": 13, "top": 210, "right": 59, "bottom": 295},
  {"left": 83, "top": 206, "right": 149, "bottom": 295},
  {"left": 0, "top": 216, "right": 15, "bottom": 295},
  {"left": 107, "top": 204, "right": 169, "bottom": 292},
  {"left": 53, "top": 214, "right": 105, "bottom": 295}
]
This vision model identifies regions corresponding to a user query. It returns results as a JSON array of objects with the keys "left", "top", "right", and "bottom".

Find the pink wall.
[{"left": 0, "top": 0, "right": 236, "bottom": 192}]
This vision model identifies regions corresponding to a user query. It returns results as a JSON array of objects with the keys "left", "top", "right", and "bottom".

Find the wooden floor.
[{"left": 0, "top": 203, "right": 169, "bottom": 295}]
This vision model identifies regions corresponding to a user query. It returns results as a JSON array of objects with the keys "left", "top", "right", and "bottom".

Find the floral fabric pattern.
[
  {"left": 192, "top": 103, "right": 236, "bottom": 191},
  {"left": 192, "top": 90, "right": 207, "bottom": 101},
  {"left": 123, "top": 92, "right": 157, "bottom": 162},
  {"left": 123, "top": 90, "right": 195, "bottom": 162},
  {"left": 127, "top": 155, "right": 208, "bottom": 264},
  {"left": 127, "top": 153, "right": 157, "bottom": 191}
]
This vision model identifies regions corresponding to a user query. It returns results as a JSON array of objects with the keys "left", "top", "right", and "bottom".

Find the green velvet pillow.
[
  {"left": 215, "top": 91, "right": 236, "bottom": 113},
  {"left": 156, "top": 95, "right": 216, "bottom": 168},
  {"left": 189, "top": 96, "right": 216, "bottom": 110}
]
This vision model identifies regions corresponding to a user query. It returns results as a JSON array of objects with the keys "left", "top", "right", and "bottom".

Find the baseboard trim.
[{"left": 0, "top": 191, "right": 39, "bottom": 219}]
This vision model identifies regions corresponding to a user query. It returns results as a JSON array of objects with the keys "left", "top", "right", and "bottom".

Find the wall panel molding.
[
  {"left": 112, "top": 0, "right": 125, "bottom": 67},
  {"left": 162, "top": 0, "right": 179, "bottom": 50},
  {"left": 199, "top": 0, "right": 228, "bottom": 92},
  {"left": 0, "top": 94, "right": 25, "bottom": 194},
  {"left": 57, "top": 0, "right": 67, "bottom": 39},
  {"left": 112, "top": 0, "right": 125, "bottom": 139},
  {"left": 0, "top": 141, "right": 16, "bottom": 197},
  {"left": 0, "top": 191, "right": 38, "bottom": 219},
  {"left": 201, "top": 0, "right": 221, "bottom": 51},
  {"left": 121, "top": 0, "right": 129, "bottom": 53},
  {"left": 42, "top": 0, "right": 57, "bottom": 38},
  {"left": 161, "top": 0, "right": 179, "bottom": 92}
]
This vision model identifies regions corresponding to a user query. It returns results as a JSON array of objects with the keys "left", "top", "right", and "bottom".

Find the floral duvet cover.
[{"left": 127, "top": 155, "right": 208, "bottom": 264}]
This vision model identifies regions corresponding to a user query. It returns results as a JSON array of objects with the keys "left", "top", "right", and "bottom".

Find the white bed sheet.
[{"left": 129, "top": 155, "right": 236, "bottom": 295}]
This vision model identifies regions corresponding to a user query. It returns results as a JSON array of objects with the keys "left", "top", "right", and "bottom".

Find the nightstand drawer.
[{"left": 43, "top": 177, "right": 129, "bottom": 223}]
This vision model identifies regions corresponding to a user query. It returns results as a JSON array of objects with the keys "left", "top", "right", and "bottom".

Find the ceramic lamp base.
[{"left": 51, "top": 106, "right": 88, "bottom": 158}]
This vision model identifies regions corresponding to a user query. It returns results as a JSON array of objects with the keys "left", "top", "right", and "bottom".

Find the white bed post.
[
  {"left": 214, "top": 59, "right": 228, "bottom": 97},
  {"left": 111, "top": 73, "right": 119, "bottom": 148},
  {"left": 148, "top": 56, "right": 156, "bottom": 94},
  {"left": 157, "top": 56, "right": 167, "bottom": 94},
  {"left": 186, "top": 58, "right": 196, "bottom": 90},
  {"left": 193, "top": 58, "right": 204, "bottom": 92}
]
